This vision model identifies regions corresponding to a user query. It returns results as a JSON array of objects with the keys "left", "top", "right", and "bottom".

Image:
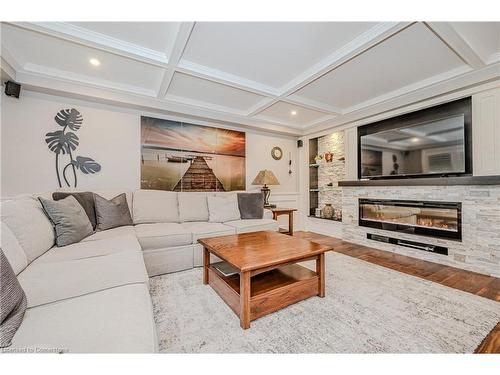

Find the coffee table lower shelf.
[{"left": 207, "top": 263, "right": 320, "bottom": 328}]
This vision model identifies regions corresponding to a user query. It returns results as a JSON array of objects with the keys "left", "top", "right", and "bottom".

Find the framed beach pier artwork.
[{"left": 140, "top": 116, "right": 246, "bottom": 192}]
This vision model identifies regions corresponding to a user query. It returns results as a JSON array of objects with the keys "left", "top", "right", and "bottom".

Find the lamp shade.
[{"left": 251, "top": 170, "right": 280, "bottom": 186}]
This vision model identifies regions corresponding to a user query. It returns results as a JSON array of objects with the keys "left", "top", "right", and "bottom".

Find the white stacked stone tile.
[
  {"left": 342, "top": 185, "right": 500, "bottom": 277},
  {"left": 317, "top": 131, "right": 345, "bottom": 216}
]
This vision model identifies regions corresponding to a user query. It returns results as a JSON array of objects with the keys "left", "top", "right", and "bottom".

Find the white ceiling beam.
[
  {"left": 157, "top": 22, "right": 195, "bottom": 98},
  {"left": 425, "top": 22, "right": 486, "bottom": 69},
  {"left": 245, "top": 98, "right": 279, "bottom": 116},
  {"left": 9, "top": 22, "right": 170, "bottom": 68},
  {"left": 278, "top": 22, "right": 414, "bottom": 97},
  {"left": 176, "top": 60, "right": 279, "bottom": 97}
]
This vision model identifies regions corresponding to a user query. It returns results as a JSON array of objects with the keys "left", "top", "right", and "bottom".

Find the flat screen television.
[{"left": 358, "top": 97, "right": 472, "bottom": 179}]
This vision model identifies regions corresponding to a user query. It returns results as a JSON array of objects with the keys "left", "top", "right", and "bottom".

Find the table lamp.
[{"left": 251, "top": 169, "right": 280, "bottom": 208}]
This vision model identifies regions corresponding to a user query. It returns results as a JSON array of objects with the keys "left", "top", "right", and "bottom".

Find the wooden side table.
[{"left": 270, "top": 207, "right": 297, "bottom": 236}]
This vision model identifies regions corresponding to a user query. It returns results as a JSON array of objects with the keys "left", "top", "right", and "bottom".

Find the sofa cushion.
[
  {"left": 178, "top": 192, "right": 209, "bottom": 222},
  {"left": 223, "top": 219, "right": 279, "bottom": 234},
  {"left": 52, "top": 191, "right": 97, "bottom": 229},
  {"left": 9, "top": 284, "right": 157, "bottom": 353},
  {"left": 181, "top": 222, "right": 235, "bottom": 242},
  {"left": 207, "top": 194, "right": 241, "bottom": 223},
  {"left": 0, "top": 198, "right": 55, "bottom": 263},
  {"left": 133, "top": 190, "right": 179, "bottom": 224},
  {"left": 94, "top": 193, "right": 133, "bottom": 231},
  {"left": 81, "top": 225, "right": 136, "bottom": 242},
  {"left": 38, "top": 196, "right": 93, "bottom": 246},
  {"left": 0, "top": 222, "right": 28, "bottom": 275},
  {"left": 237, "top": 192, "right": 264, "bottom": 219},
  {"left": 19, "top": 249, "right": 148, "bottom": 308},
  {"left": 143, "top": 245, "right": 194, "bottom": 276},
  {"left": 36, "top": 234, "right": 141, "bottom": 263},
  {"left": 135, "top": 223, "right": 192, "bottom": 250}
]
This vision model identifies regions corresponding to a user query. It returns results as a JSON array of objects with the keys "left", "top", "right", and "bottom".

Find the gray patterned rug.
[{"left": 149, "top": 252, "right": 500, "bottom": 353}]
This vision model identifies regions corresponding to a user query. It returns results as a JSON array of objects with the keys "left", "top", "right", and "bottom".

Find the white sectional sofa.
[{"left": 0, "top": 189, "right": 278, "bottom": 353}]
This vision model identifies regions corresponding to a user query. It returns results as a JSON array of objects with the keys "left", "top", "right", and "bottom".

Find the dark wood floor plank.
[{"left": 293, "top": 231, "right": 500, "bottom": 354}]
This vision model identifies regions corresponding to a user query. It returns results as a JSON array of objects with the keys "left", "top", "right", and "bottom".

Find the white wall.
[{"left": 1, "top": 91, "right": 299, "bottom": 207}]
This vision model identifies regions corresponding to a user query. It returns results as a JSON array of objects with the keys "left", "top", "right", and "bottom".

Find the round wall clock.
[{"left": 271, "top": 146, "right": 283, "bottom": 160}]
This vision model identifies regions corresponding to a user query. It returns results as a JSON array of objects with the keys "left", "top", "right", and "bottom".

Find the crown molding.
[
  {"left": 23, "top": 62, "right": 158, "bottom": 97},
  {"left": 342, "top": 65, "right": 473, "bottom": 114},
  {"left": 9, "top": 22, "right": 170, "bottom": 67},
  {"left": 304, "top": 62, "right": 500, "bottom": 135},
  {"left": 15, "top": 67, "right": 303, "bottom": 137},
  {"left": 1, "top": 57, "right": 16, "bottom": 81},
  {"left": 425, "top": 22, "right": 486, "bottom": 69}
]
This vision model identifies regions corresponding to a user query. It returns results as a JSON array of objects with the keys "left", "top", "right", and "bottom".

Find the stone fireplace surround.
[{"left": 342, "top": 185, "right": 500, "bottom": 277}]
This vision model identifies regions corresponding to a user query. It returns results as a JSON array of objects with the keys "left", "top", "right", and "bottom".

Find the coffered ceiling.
[{"left": 1, "top": 21, "right": 499, "bottom": 135}]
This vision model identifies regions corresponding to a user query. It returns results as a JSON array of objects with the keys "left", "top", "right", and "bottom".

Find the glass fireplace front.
[{"left": 359, "top": 199, "right": 462, "bottom": 240}]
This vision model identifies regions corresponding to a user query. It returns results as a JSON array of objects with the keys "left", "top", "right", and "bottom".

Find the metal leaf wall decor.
[{"left": 45, "top": 108, "right": 101, "bottom": 187}]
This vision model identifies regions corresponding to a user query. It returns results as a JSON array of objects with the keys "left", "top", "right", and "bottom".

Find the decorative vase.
[
  {"left": 324, "top": 151, "right": 333, "bottom": 162},
  {"left": 322, "top": 203, "right": 334, "bottom": 219}
]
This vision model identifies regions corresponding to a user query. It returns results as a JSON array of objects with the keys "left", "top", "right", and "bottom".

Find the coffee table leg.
[
  {"left": 203, "top": 247, "right": 210, "bottom": 285},
  {"left": 240, "top": 271, "right": 251, "bottom": 329},
  {"left": 316, "top": 253, "right": 325, "bottom": 297}
]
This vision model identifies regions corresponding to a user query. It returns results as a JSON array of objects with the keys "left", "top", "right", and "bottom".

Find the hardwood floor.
[{"left": 294, "top": 231, "right": 500, "bottom": 354}]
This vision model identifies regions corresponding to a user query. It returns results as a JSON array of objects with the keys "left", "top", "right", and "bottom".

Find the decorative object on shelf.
[
  {"left": 271, "top": 146, "right": 283, "bottom": 160},
  {"left": 314, "top": 154, "right": 322, "bottom": 163},
  {"left": 390, "top": 154, "right": 400, "bottom": 175},
  {"left": 334, "top": 210, "right": 342, "bottom": 221},
  {"left": 324, "top": 151, "right": 333, "bottom": 162},
  {"left": 251, "top": 169, "right": 280, "bottom": 208},
  {"left": 322, "top": 203, "right": 334, "bottom": 219},
  {"left": 315, "top": 208, "right": 322, "bottom": 218},
  {"left": 45, "top": 108, "right": 101, "bottom": 188}
]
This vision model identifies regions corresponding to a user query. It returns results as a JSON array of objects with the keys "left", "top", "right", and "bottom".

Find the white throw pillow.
[{"left": 207, "top": 194, "right": 241, "bottom": 223}]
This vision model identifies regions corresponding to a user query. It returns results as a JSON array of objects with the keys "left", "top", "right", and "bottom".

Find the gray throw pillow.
[
  {"left": 39, "top": 196, "right": 94, "bottom": 247},
  {"left": 52, "top": 191, "right": 97, "bottom": 229},
  {"left": 237, "top": 193, "right": 264, "bottom": 219},
  {"left": 94, "top": 193, "right": 133, "bottom": 231},
  {"left": 0, "top": 249, "right": 27, "bottom": 348}
]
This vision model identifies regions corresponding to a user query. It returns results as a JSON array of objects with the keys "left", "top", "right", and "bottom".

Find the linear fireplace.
[{"left": 359, "top": 199, "right": 462, "bottom": 240}]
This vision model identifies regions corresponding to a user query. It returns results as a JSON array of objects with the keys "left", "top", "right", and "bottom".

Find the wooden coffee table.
[{"left": 198, "top": 231, "right": 332, "bottom": 329}]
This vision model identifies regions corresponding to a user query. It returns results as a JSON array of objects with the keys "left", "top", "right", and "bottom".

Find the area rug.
[{"left": 149, "top": 252, "right": 500, "bottom": 353}]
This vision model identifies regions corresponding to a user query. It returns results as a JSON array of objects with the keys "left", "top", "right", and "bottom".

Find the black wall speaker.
[
  {"left": 297, "top": 140, "right": 303, "bottom": 148},
  {"left": 5, "top": 81, "right": 21, "bottom": 98}
]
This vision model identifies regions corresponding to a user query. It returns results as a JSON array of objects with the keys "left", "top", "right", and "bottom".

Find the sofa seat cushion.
[
  {"left": 36, "top": 234, "right": 141, "bottom": 263},
  {"left": 223, "top": 219, "right": 279, "bottom": 234},
  {"left": 181, "top": 222, "right": 235, "bottom": 242},
  {"left": 143, "top": 245, "right": 194, "bottom": 276},
  {"left": 9, "top": 284, "right": 157, "bottom": 353},
  {"left": 135, "top": 223, "right": 192, "bottom": 250},
  {"left": 81, "top": 225, "right": 136, "bottom": 242},
  {"left": 18, "top": 250, "right": 148, "bottom": 308}
]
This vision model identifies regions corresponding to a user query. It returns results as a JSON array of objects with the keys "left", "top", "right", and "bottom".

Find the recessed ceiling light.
[
  {"left": 411, "top": 137, "right": 420, "bottom": 143},
  {"left": 291, "top": 110, "right": 297, "bottom": 116},
  {"left": 89, "top": 58, "right": 100, "bottom": 67}
]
